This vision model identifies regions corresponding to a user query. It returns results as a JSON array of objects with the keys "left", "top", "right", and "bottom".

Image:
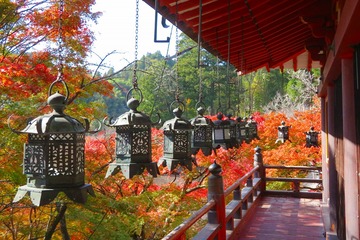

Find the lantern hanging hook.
[
  {"left": 150, "top": 113, "right": 161, "bottom": 126},
  {"left": 7, "top": 115, "right": 25, "bottom": 134},
  {"left": 48, "top": 80, "right": 69, "bottom": 101},
  {"left": 169, "top": 99, "right": 185, "bottom": 114},
  {"left": 82, "top": 117, "right": 103, "bottom": 134},
  {"left": 126, "top": 87, "right": 143, "bottom": 103}
]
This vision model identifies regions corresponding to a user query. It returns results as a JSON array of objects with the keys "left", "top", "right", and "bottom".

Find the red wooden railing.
[{"left": 163, "top": 147, "right": 322, "bottom": 240}]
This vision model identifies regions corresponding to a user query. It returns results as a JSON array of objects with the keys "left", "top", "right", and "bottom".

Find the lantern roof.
[
  {"left": 19, "top": 92, "right": 87, "bottom": 134},
  {"left": 213, "top": 113, "right": 230, "bottom": 126},
  {"left": 190, "top": 106, "right": 213, "bottom": 126},
  {"left": 161, "top": 107, "right": 192, "bottom": 130},
  {"left": 110, "top": 98, "right": 152, "bottom": 126}
]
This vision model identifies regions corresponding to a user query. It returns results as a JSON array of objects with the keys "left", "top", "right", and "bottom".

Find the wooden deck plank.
[{"left": 234, "top": 196, "right": 325, "bottom": 240}]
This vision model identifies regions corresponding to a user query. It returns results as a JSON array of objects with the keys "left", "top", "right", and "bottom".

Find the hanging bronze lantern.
[
  {"left": 305, "top": 126, "right": 319, "bottom": 147},
  {"left": 8, "top": 81, "right": 96, "bottom": 206},
  {"left": 275, "top": 121, "right": 291, "bottom": 143},
  {"left": 190, "top": 103, "right": 214, "bottom": 156},
  {"left": 225, "top": 113, "right": 239, "bottom": 148},
  {"left": 104, "top": 90, "right": 159, "bottom": 179},
  {"left": 247, "top": 116, "right": 260, "bottom": 141},
  {"left": 104, "top": 0, "right": 160, "bottom": 179},
  {"left": 159, "top": 103, "right": 193, "bottom": 171},
  {"left": 212, "top": 113, "right": 232, "bottom": 149},
  {"left": 236, "top": 117, "right": 249, "bottom": 144}
]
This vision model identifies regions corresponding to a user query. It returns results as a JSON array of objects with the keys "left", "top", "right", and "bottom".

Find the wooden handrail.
[
  {"left": 224, "top": 166, "right": 259, "bottom": 197},
  {"left": 162, "top": 200, "right": 216, "bottom": 240},
  {"left": 266, "top": 177, "right": 322, "bottom": 183},
  {"left": 263, "top": 164, "right": 322, "bottom": 199},
  {"left": 265, "top": 165, "right": 321, "bottom": 170}
]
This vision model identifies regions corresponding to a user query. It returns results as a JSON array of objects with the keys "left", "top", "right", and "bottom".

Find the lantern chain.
[
  {"left": 56, "top": 0, "right": 65, "bottom": 82},
  {"left": 133, "top": 0, "right": 139, "bottom": 89},
  {"left": 227, "top": 0, "right": 231, "bottom": 110},
  {"left": 48, "top": 0, "right": 69, "bottom": 100},
  {"left": 175, "top": 1, "right": 180, "bottom": 102},
  {"left": 215, "top": 28, "right": 222, "bottom": 112},
  {"left": 216, "top": 56, "right": 221, "bottom": 110},
  {"left": 197, "top": 0, "right": 203, "bottom": 103},
  {"left": 198, "top": 43, "right": 203, "bottom": 103}
]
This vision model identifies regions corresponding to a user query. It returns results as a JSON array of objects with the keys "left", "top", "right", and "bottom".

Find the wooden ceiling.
[{"left": 143, "top": 0, "right": 336, "bottom": 74}]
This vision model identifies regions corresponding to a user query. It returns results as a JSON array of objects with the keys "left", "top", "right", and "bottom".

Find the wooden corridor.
[
  {"left": 235, "top": 196, "right": 325, "bottom": 240},
  {"left": 162, "top": 152, "right": 324, "bottom": 240}
]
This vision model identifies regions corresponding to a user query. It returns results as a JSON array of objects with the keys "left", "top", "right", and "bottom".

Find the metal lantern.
[
  {"left": 275, "top": 121, "right": 291, "bottom": 144},
  {"left": 305, "top": 126, "right": 319, "bottom": 147},
  {"left": 247, "top": 116, "right": 260, "bottom": 141},
  {"left": 159, "top": 107, "right": 193, "bottom": 171},
  {"left": 225, "top": 114, "right": 239, "bottom": 148},
  {"left": 212, "top": 113, "right": 231, "bottom": 149},
  {"left": 236, "top": 117, "right": 250, "bottom": 144},
  {"left": 190, "top": 105, "right": 214, "bottom": 156},
  {"left": 9, "top": 81, "right": 95, "bottom": 206},
  {"left": 105, "top": 96, "right": 158, "bottom": 179}
]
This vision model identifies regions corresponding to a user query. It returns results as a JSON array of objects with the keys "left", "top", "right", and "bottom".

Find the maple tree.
[{"left": 0, "top": 1, "right": 112, "bottom": 239}]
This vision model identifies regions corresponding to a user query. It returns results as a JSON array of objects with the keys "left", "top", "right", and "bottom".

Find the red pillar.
[
  {"left": 341, "top": 58, "right": 359, "bottom": 239},
  {"left": 326, "top": 85, "right": 338, "bottom": 232},
  {"left": 321, "top": 97, "right": 330, "bottom": 203}
]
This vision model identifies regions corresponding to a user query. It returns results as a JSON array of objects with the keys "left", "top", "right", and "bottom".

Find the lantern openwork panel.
[
  {"left": 192, "top": 125, "right": 213, "bottom": 146},
  {"left": 212, "top": 113, "right": 231, "bottom": 149},
  {"left": 236, "top": 118, "right": 250, "bottom": 144},
  {"left": 163, "top": 129, "right": 191, "bottom": 159},
  {"left": 276, "top": 121, "right": 291, "bottom": 144},
  {"left": 115, "top": 124, "right": 151, "bottom": 163},
  {"left": 227, "top": 116, "right": 239, "bottom": 148},
  {"left": 278, "top": 126, "right": 289, "bottom": 139},
  {"left": 213, "top": 125, "right": 231, "bottom": 143},
  {"left": 24, "top": 132, "right": 85, "bottom": 188},
  {"left": 305, "top": 127, "right": 319, "bottom": 147}
]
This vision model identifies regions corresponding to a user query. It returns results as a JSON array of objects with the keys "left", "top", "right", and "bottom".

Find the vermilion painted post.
[
  {"left": 254, "top": 146, "right": 265, "bottom": 193},
  {"left": 207, "top": 161, "right": 226, "bottom": 239}
]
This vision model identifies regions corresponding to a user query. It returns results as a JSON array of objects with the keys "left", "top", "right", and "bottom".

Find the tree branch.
[{"left": 44, "top": 203, "right": 68, "bottom": 240}]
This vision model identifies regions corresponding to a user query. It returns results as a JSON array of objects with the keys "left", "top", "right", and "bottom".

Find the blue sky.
[{"left": 89, "top": 1, "right": 176, "bottom": 71}]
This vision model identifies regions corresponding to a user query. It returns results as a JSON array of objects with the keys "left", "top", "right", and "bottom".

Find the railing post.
[
  {"left": 233, "top": 186, "right": 242, "bottom": 219},
  {"left": 293, "top": 180, "right": 300, "bottom": 193},
  {"left": 246, "top": 177, "right": 254, "bottom": 202},
  {"left": 207, "top": 161, "right": 226, "bottom": 240},
  {"left": 254, "top": 146, "right": 265, "bottom": 193}
]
